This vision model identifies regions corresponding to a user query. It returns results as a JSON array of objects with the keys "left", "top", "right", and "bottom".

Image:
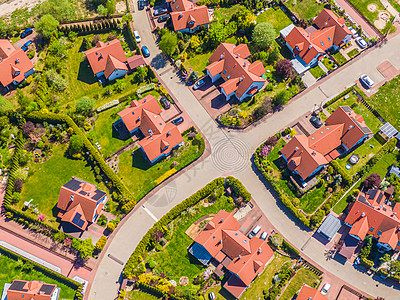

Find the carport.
[{"left": 317, "top": 213, "right": 342, "bottom": 241}]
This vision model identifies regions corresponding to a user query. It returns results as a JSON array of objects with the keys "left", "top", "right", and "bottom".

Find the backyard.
[
  {"left": 127, "top": 291, "right": 159, "bottom": 299},
  {"left": 0, "top": 251, "right": 76, "bottom": 299},
  {"left": 184, "top": 52, "right": 213, "bottom": 75},
  {"left": 287, "top": 0, "right": 325, "bottom": 20},
  {"left": 346, "top": 0, "right": 387, "bottom": 26},
  {"left": 256, "top": 7, "right": 292, "bottom": 32},
  {"left": 279, "top": 267, "right": 320, "bottom": 300}
]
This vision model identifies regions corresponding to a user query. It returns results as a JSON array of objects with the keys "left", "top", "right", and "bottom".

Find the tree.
[
  {"left": 252, "top": 22, "right": 276, "bottom": 50},
  {"left": 159, "top": 32, "right": 178, "bottom": 56},
  {"left": 276, "top": 59, "right": 294, "bottom": 78},
  {"left": 135, "top": 66, "right": 147, "bottom": 82},
  {"left": 68, "top": 134, "right": 84, "bottom": 155},
  {"left": 79, "top": 237, "right": 95, "bottom": 259},
  {"left": 272, "top": 90, "right": 289, "bottom": 106},
  {"left": 76, "top": 97, "right": 94, "bottom": 114},
  {"left": 189, "top": 71, "right": 199, "bottom": 83},
  {"left": 106, "top": 0, "right": 116, "bottom": 15},
  {"left": 208, "top": 22, "right": 227, "bottom": 48},
  {"left": 97, "top": 4, "right": 107, "bottom": 16},
  {"left": 268, "top": 47, "right": 280, "bottom": 65},
  {"left": 35, "top": 14, "right": 59, "bottom": 40},
  {"left": 363, "top": 173, "right": 382, "bottom": 189},
  {"left": 82, "top": 38, "right": 91, "bottom": 51},
  {"left": 271, "top": 234, "right": 283, "bottom": 248},
  {"left": 39, "top": 0, "right": 74, "bottom": 21},
  {"left": 190, "top": 35, "right": 202, "bottom": 49},
  {"left": 0, "top": 96, "right": 12, "bottom": 115},
  {"left": 95, "top": 236, "right": 107, "bottom": 251}
]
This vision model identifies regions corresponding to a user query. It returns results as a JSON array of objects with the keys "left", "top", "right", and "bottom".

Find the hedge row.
[
  {"left": 124, "top": 177, "right": 236, "bottom": 278},
  {"left": 59, "top": 14, "right": 124, "bottom": 24},
  {"left": 136, "top": 282, "right": 184, "bottom": 300},
  {"left": 26, "top": 111, "right": 135, "bottom": 205},
  {"left": 330, "top": 160, "right": 351, "bottom": 186},
  {"left": 227, "top": 176, "right": 251, "bottom": 202},
  {"left": 0, "top": 246, "right": 82, "bottom": 292},
  {"left": 123, "top": 21, "right": 139, "bottom": 52},
  {"left": 282, "top": 239, "right": 300, "bottom": 257},
  {"left": 266, "top": 266, "right": 294, "bottom": 300},
  {"left": 323, "top": 85, "right": 356, "bottom": 108},
  {"left": 59, "top": 19, "right": 120, "bottom": 35}
]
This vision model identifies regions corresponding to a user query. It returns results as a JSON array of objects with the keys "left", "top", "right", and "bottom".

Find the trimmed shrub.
[{"left": 96, "top": 236, "right": 107, "bottom": 251}]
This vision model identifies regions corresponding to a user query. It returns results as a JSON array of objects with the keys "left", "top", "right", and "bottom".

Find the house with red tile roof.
[
  {"left": 280, "top": 106, "right": 372, "bottom": 181},
  {"left": 166, "top": 0, "right": 210, "bottom": 33},
  {"left": 189, "top": 210, "right": 274, "bottom": 298},
  {"left": 2, "top": 280, "right": 59, "bottom": 300},
  {"left": 115, "top": 95, "right": 184, "bottom": 164},
  {"left": 345, "top": 189, "right": 400, "bottom": 251},
  {"left": 296, "top": 284, "right": 328, "bottom": 300},
  {"left": 206, "top": 43, "right": 266, "bottom": 102},
  {"left": 127, "top": 55, "right": 146, "bottom": 71},
  {"left": 0, "top": 39, "right": 35, "bottom": 90},
  {"left": 280, "top": 9, "right": 352, "bottom": 74},
  {"left": 84, "top": 40, "right": 128, "bottom": 81},
  {"left": 57, "top": 177, "right": 107, "bottom": 231}
]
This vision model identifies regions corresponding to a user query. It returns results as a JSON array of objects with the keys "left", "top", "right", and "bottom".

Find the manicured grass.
[
  {"left": 256, "top": 7, "right": 292, "bottom": 32},
  {"left": 150, "top": 196, "right": 235, "bottom": 281},
  {"left": 309, "top": 65, "right": 325, "bottom": 79},
  {"left": 184, "top": 52, "right": 213, "bottom": 75},
  {"left": 118, "top": 134, "right": 204, "bottom": 200},
  {"left": 288, "top": 0, "right": 325, "bottom": 20},
  {"left": 0, "top": 253, "right": 76, "bottom": 299},
  {"left": 322, "top": 58, "right": 335, "bottom": 71},
  {"left": 347, "top": 48, "right": 359, "bottom": 58},
  {"left": 128, "top": 291, "right": 160, "bottom": 299},
  {"left": 279, "top": 268, "right": 320, "bottom": 300},
  {"left": 368, "top": 74, "right": 400, "bottom": 129},
  {"left": 19, "top": 143, "right": 107, "bottom": 225},
  {"left": 347, "top": 0, "right": 386, "bottom": 24},
  {"left": 332, "top": 51, "right": 347, "bottom": 65},
  {"left": 241, "top": 254, "right": 291, "bottom": 299},
  {"left": 213, "top": 4, "right": 242, "bottom": 21}
]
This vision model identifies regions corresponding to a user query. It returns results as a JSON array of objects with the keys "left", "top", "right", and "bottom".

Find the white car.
[
  {"left": 320, "top": 283, "right": 331, "bottom": 295},
  {"left": 133, "top": 30, "right": 141, "bottom": 44},
  {"left": 360, "top": 74, "right": 374, "bottom": 89},
  {"left": 349, "top": 27, "right": 358, "bottom": 37},
  {"left": 208, "top": 292, "right": 216, "bottom": 300},
  {"left": 355, "top": 37, "right": 367, "bottom": 49}
]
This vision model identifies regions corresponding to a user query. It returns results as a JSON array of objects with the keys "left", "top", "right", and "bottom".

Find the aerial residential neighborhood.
[{"left": 0, "top": 0, "right": 400, "bottom": 299}]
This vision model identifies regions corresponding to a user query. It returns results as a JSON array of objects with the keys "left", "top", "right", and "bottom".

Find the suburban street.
[{"left": 88, "top": 5, "right": 400, "bottom": 300}]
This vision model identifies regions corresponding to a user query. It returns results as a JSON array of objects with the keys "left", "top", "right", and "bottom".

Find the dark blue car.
[
  {"left": 172, "top": 117, "right": 184, "bottom": 125},
  {"left": 21, "top": 40, "right": 32, "bottom": 52},
  {"left": 141, "top": 46, "right": 150, "bottom": 58},
  {"left": 20, "top": 28, "right": 33, "bottom": 39}
]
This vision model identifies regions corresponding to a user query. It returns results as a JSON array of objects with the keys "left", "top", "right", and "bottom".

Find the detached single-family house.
[
  {"left": 280, "top": 106, "right": 372, "bottom": 181},
  {"left": 0, "top": 39, "right": 34, "bottom": 90},
  {"left": 167, "top": 0, "right": 210, "bottom": 33},
  {"left": 84, "top": 40, "right": 128, "bottom": 81},
  {"left": 57, "top": 177, "right": 108, "bottom": 231},
  {"left": 1, "top": 280, "right": 60, "bottom": 300},
  {"left": 296, "top": 284, "right": 328, "bottom": 300},
  {"left": 115, "top": 95, "right": 184, "bottom": 164},
  {"left": 206, "top": 43, "right": 266, "bottom": 102},
  {"left": 188, "top": 210, "right": 274, "bottom": 298},
  {"left": 280, "top": 9, "right": 352, "bottom": 74},
  {"left": 345, "top": 189, "right": 400, "bottom": 252}
]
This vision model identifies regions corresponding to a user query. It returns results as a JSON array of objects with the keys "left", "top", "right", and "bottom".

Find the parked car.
[
  {"left": 193, "top": 79, "right": 206, "bottom": 90},
  {"left": 320, "top": 283, "right": 331, "bottom": 295},
  {"left": 133, "top": 31, "right": 141, "bottom": 43},
  {"left": 21, "top": 40, "right": 32, "bottom": 52},
  {"left": 138, "top": 0, "right": 144, "bottom": 9},
  {"left": 20, "top": 28, "right": 33, "bottom": 38},
  {"left": 157, "top": 14, "right": 170, "bottom": 23},
  {"left": 248, "top": 225, "right": 261, "bottom": 239},
  {"left": 355, "top": 37, "right": 367, "bottom": 49},
  {"left": 360, "top": 74, "right": 374, "bottom": 89},
  {"left": 160, "top": 96, "right": 170, "bottom": 109},
  {"left": 172, "top": 117, "right": 184, "bottom": 125},
  {"left": 260, "top": 231, "right": 268, "bottom": 241},
  {"left": 153, "top": 8, "right": 167, "bottom": 16},
  {"left": 141, "top": 46, "right": 150, "bottom": 58},
  {"left": 208, "top": 292, "right": 216, "bottom": 300},
  {"left": 349, "top": 27, "right": 358, "bottom": 37},
  {"left": 310, "top": 115, "right": 323, "bottom": 128}
]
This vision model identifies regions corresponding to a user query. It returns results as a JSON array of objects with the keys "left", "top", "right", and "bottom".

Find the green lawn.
[
  {"left": 128, "top": 291, "right": 160, "bottom": 299},
  {"left": 184, "top": 52, "right": 213, "bottom": 75},
  {"left": 309, "top": 65, "right": 325, "bottom": 79},
  {"left": 368, "top": 74, "right": 400, "bottom": 129},
  {"left": 19, "top": 143, "right": 107, "bottom": 225},
  {"left": 256, "top": 7, "right": 292, "bottom": 32},
  {"left": 288, "top": 0, "right": 325, "bottom": 20},
  {"left": 322, "top": 58, "right": 335, "bottom": 71},
  {"left": 0, "top": 252, "right": 76, "bottom": 299},
  {"left": 347, "top": 48, "right": 359, "bottom": 58},
  {"left": 213, "top": 4, "right": 242, "bottom": 21},
  {"left": 279, "top": 268, "right": 320, "bottom": 300},
  {"left": 347, "top": 0, "right": 386, "bottom": 24},
  {"left": 332, "top": 51, "right": 347, "bottom": 66},
  {"left": 150, "top": 196, "right": 235, "bottom": 282},
  {"left": 118, "top": 133, "right": 204, "bottom": 200}
]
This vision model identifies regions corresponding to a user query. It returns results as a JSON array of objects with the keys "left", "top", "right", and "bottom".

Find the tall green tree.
[
  {"left": 35, "top": 14, "right": 59, "bottom": 40},
  {"left": 75, "top": 97, "right": 95, "bottom": 114},
  {"left": 159, "top": 32, "right": 178, "bottom": 56},
  {"left": 135, "top": 66, "right": 147, "bottom": 82},
  {"left": 39, "top": 0, "right": 74, "bottom": 22},
  {"left": 208, "top": 22, "right": 227, "bottom": 48},
  {"left": 68, "top": 134, "right": 84, "bottom": 155},
  {"left": 252, "top": 22, "right": 276, "bottom": 50}
]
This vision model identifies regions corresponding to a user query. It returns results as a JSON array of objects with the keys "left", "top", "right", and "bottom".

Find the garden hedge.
[
  {"left": 123, "top": 177, "right": 248, "bottom": 279},
  {"left": 330, "top": 160, "right": 351, "bottom": 186},
  {"left": 323, "top": 85, "right": 356, "bottom": 108},
  {"left": 227, "top": 176, "right": 251, "bottom": 202}
]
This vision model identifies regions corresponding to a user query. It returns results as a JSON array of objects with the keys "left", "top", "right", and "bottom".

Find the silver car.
[
  {"left": 360, "top": 74, "right": 374, "bottom": 89},
  {"left": 355, "top": 37, "right": 367, "bottom": 49}
]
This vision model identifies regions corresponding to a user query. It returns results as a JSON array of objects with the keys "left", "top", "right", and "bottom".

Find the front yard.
[
  {"left": 309, "top": 65, "right": 326, "bottom": 79},
  {"left": 332, "top": 51, "right": 348, "bottom": 66},
  {"left": 279, "top": 267, "right": 320, "bottom": 300}
]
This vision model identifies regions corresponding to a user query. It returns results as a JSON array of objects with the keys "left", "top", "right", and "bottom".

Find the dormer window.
[
  {"left": 328, "top": 37, "right": 331, "bottom": 41},
  {"left": 189, "top": 21, "right": 194, "bottom": 25},
  {"left": 321, "top": 41, "right": 324, "bottom": 46},
  {"left": 15, "top": 71, "right": 20, "bottom": 76},
  {"left": 70, "top": 194, "right": 74, "bottom": 201},
  {"left": 223, "top": 70, "right": 226, "bottom": 74},
  {"left": 176, "top": 5, "right": 179, "bottom": 8},
  {"left": 227, "top": 75, "right": 231, "bottom": 79}
]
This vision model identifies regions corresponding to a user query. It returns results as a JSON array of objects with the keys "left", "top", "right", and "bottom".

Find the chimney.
[
  {"left": 219, "top": 239, "right": 222, "bottom": 243},
  {"left": 15, "top": 58, "right": 19, "bottom": 64},
  {"left": 236, "top": 53, "right": 240, "bottom": 58},
  {"left": 95, "top": 52, "right": 98, "bottom": 55},
  {"left": 361, "top": 212, "right": 365, "bottom": 217},
  {"left": 238, "top": 255, "right": 242, "bottom": 259},
  {"left": 239, "top": 77, "right": 243, "bottom": 82},
  {"left": 167, "top": 131, "right": 171, "bottom": 137},
  {"left": 258, "top": 248, "right": 262, "bottom": 254},
  {"left": 179, "top": 13, "right": 182, "bottom": 18},
  {"left": 100, "top": 53, "right": 103, "bottom": 59},
  {"left": 220, "top": 54, "right": 224, "bottom": 60},
  {"left": 220, "top": 218, "right": 224, "bottom": 223},
  {"left": 294, "top": 147, "right": 299, "bottom": 152},
  {"left": 312, "top": 150, "right": 316, "bottom": 155}
]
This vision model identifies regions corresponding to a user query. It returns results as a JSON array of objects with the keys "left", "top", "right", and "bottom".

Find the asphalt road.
[{"left": 88, "top": 6, "right": 400, "bottom": 300}]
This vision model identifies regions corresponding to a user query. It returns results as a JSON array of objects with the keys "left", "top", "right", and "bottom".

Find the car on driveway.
[
  {"left": 349, "top": 27, "right": 358, "bottom": 37},
  {"left": 157, "top": 14, "right": 170, "bottom": 22},
  {"left": 153, "top": 8, "right": 167, "bottom": 16},
  {"left": 193, "top": 79, "right": 206, "bottom": 90},
  {"left": 260, "top": 231, "right": 268, "bottom": 241},
  {"left": 360, "top": 74, "right": 374, "bottom": 89},
  {"left": 320, "top": 283, "right": 331, "bottom": 295},
  {"left": 141, "top": 46, "right": 150, "bottom": 57},
  {"left": 310, "top": 115, "right": 323, "bottom": 128},
  {"left": 248, "top": 225, "right": 261, "bottom": 239},
  {"left": 133, "top": 31, "right": 141, "bottom": 43},
  {"left": 208, "top": 292, "right": 216, "bottom": 300},
  {"left": 20, "top": 28, "right": 33, "bottom": 38},
  {"left": 138, "top": 0, "right": 144, "bottom": 9},
  {"left": 355, "top": 37, "right": 367, "bottom": 49},
  {"left": 160, "top": 96, "right": 170, "bottom": 109},
  {"left": 21, "top": 40, "right": 32, "bottom": 52},
  {"left": 172, "top": 117, "right": 184, "bottom": 125}
]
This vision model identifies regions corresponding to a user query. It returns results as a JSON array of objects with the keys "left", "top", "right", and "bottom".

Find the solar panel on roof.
[
  {"left": 367, "top": 189, "right": 377, "bottom": 199},
  {"left": 9, "top": 281, "right": 28, "bottom": 292},
  {"left": 72, "top": 213, "right": 85, "bottom": 228},
  {"left": 63, "top": 178, "right": 81, "bottom": 191},
  {"left": 380, "top": 122, "right": 398, "bottom": 138},
  {"left": 92, "top": 189, "right": 106, "bottom": 200},
  {"left": 342, "top": 106, "right": 352, "bottom": 112},
  {"left": 39, "top": 284, "right": 56, "bottom": 295},
  {"left": 79, "top": 190, "right": 87, "bottom": 195}
]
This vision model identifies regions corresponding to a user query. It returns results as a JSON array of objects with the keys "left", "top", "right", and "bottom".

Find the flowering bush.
[
  {"left": 260, "top": 145, "right": 271, "bottom": 158},
  {"left": 37, "top": 214, "right": 45, "bottom": 221}
]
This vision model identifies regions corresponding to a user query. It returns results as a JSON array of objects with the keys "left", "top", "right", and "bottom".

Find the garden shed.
[
  {"left": 317, "top": 213, "right": 342, "bottom": 241},
  {"left": 379, "top": 122, "right": 398, "bottom": 140}
]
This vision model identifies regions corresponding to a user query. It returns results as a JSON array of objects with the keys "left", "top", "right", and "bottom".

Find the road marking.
[
  {"left": 142, "top": 205, "right": 159, "bottom": 222},
  {"left": 318, "top": 86, "right": 329, "bottom": 98}
]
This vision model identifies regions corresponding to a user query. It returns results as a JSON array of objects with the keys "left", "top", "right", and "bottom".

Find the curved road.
[{"left": 88, "top": 7, "right": 400, "bottom": 300}]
